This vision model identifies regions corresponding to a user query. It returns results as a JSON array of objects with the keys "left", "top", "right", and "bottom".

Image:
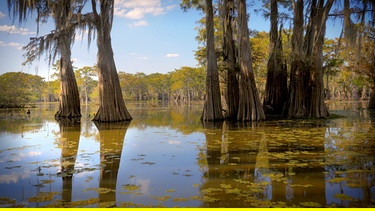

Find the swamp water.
[{"left": 0, "top": 101, "right": 374, "bottom": 208}]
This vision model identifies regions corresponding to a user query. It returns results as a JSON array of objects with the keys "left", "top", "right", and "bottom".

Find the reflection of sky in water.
[
  {"left": 117, "top": 126, "right": 204, "bottom": 207},
  {"left": 0, "top": 103, "right": 374, "bottom": 207},
  {"left": 0, "top": 120, "right": 205, "bottom": 207}
]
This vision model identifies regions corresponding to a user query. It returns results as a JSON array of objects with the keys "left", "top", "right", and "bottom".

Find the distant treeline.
[
  {"left": 0, "top": 66, "right": 205, "bottom": 108},
  {"left": 1, "top": 32, "right": 373, "bottom": 108}
]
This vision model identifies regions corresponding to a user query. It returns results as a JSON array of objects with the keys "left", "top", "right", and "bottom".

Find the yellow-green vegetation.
[
  {"left": 334, "top": 193, "right": 356, "bottom": 201},
  {"left": 28, "top": 192, "right": 58, "bottom": 202},
  {"left": 300, "top": 201, "right": 322, "bottom": 207},
  {"left": 120, "top": 184, "right": 142, "bottom": 195},
  {"left": 83, "top": 187, "right": 113, "bottom": 194}
]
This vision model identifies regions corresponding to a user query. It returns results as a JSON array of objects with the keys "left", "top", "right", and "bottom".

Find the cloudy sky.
[{"left": 0, "top": 0, "right": 341, "bottom": 80}]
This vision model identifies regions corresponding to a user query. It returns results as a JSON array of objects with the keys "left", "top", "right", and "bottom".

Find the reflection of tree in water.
[
  {"left": 127, "top": 103, "right": 202, "bottom": 134},
  {"left": 55, "top": 117, "right": 81, "bottom": 204},
  {"left": 199, "top": 121, "right": 328, "bottom": 207},
  {"left": 199, "top": 121, "right": 260, "bottom": 207},
  {"left": 94, "top": 122, "right": 130, "bottom": 207},
  {"left": 80, "top": 105, "right": 97, "bottom": 138},
  {"left": 325, "top": 108, "right": 375, "bottom": 207},
  {"left": 254, "top": 135, "right": 271, "bottom": 201}
]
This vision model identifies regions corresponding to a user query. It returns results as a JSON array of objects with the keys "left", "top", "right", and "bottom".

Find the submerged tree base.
[
  {"left": 55, "top": 112, "right": 82, "bottom": 119},
  {"left": 92, "top": 109, "right": 132, "bottom": 122}
]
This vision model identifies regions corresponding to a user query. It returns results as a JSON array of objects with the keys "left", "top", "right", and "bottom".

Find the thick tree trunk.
[
  {"left": 264, "top": 0, "right": 288, "bottom": 115},
  {"left": 55, "top": 1, "right": 81, "bottom": 119},
  {"left": 369, "top": 78, "right": 375, "bottom": 109},
  {"left": 286, "top": 0, "right": 310, "bottom": 118},
  {"left": 55, "top": 34, "right": 81, "bottom": 119},
  {"left": 237, "top": 0, "right": 265, "bottom": 121},
  {"left": 307, "top": 0, "right": 332, "bottom": 118},
  {"left": 201, "top": 0, "right": 223, "bottom": 121},
  {"left": 309, "top": 17, "right": 329, "bottom": 116},
  {"left": 287, "top": 0, "right": 331, "bottom": 118},
  {"left": 92, "top": 0, "right": 132, "bottom": 122},
  {"left": 223, "top": 0, "right": 239, "bottom": 120}
]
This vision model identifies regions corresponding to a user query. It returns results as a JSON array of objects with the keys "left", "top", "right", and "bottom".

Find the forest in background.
[
  {"left": 1, "top": 0, "right": 374, "bottom": 122},
  {"left": 0, "top": 31, "right": 373, "bottom": 108}
]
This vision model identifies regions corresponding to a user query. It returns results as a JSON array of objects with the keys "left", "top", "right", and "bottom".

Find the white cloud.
[
  {"left": 71, "top": 57, "right": 79, "bottom": 63},
  {"left": 0, "top": 41, "right": 24, "bottom": 50},
  {"left": 0, "top": 12, "right": 6, "bottom": 18},
  {"left": 114, "top": 0, "right": 173, "bottom": 20},
  {"left": 165, "top": 53, "right": 180, "bottom": 58},
  {"left": 166, "top": 5, "right": 176, "bottom": 11},
  {"left": 0, "top": 25, "right": 35, "bottom": 36},
  {"left": 115, "top": 0, "right": 160, "bottom": 8},
  {"left": 129, "top": 20, "right": 149, "bottom": 27}
]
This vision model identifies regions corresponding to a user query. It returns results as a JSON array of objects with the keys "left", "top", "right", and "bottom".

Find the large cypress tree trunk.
[
  {"left": 287, "top": 0, "right": 309, "bottom": 118},
  {"left": 369, "top": 78, "right": 375, "bottom": 109},
  {"left": 55, "top": 50, "right": 81, "bottom": 118},
  {"left": 223, "top": 0, "right": 239, "bottom": 120},
  {"left": 308, "top": 0, "right": 332, "bottom": 117},
  {"left": 264, "top": 0, "right": 288, "bottom": 116},
  {"left": 237, "top": 0, "right": 265, "bottom": 121},
  {"left": 201, "top": 0, "right": 224, "bottom": 121},
  {"left": 55, "top": 1, "right": 81, "bottom": 119},
  {"left": 287, "top": 0, "right": 331, "bottom": 118},
  {"left": 92, "top": 0, "right": 132, "bottom": 122}
]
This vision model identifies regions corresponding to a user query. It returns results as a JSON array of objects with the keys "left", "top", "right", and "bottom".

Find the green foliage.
[
  {"left": 323, "top": 30, "right": 375, "bottom": 100},
  {"left": 118, "top": 67, "right": 205, "bottom": 102},
  {"left": 180, "top": 0, "right": 205, "bottom": 11},
  {"left": 170, "top": 66, "right": 205, "bottom": 101},
  {"left": 0, "top": 72, "right": 45, "bottom": 107},
  {"left": 75, "top": 66, "right": 97, "bottom": 104}
]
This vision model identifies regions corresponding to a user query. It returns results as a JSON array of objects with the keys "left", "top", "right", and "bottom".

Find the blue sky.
[{"left": 0, "top": 0, "right": 342, "bottom": 81}]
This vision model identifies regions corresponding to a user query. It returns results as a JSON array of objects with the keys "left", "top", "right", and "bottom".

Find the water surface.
[{"left": 0, "top": 101, "right": 374, "bottom": 207}]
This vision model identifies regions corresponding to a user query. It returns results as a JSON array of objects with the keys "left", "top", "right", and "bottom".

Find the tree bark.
[
  {"left": 223, "top": 0, "right": 239, "bottom": 120},
  {"left": 92, "top": 0, "right": 132, "bottom": 122},
  {"left": 369, "top": 78, "right": 375, "bottom": 109},
  {"left": 264, "top": 0, "right": 288, "bottom": 116},
  {"left": 55, "top": 1, "right": 81, "bottom": 119},
  {"left": 286, "top": 0, "right": 331, "bottom": 118},
  {"left": 237, "top": 0, "right": 265, "bottom": 121},
  {"left": 201, "top": 0, "right": 224, "bottom": 121},
  {"left": 308, "top": 0, "right": 332, "bottom": 118}
]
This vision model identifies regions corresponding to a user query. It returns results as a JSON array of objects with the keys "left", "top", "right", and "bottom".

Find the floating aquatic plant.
[{"left": 28, "top": 192, "right": 58, "bottom": 202}]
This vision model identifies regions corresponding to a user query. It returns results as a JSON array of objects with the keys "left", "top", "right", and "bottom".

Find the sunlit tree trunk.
[
  {"left": 236, "top": 0, "right": 265, "bottom": 121},
  {"left": 55, "top": 1, "right": 81, "bottom": 119},
  {"left": 287, "top": 0, "right": 331, "bottom": 118},
  {"left": 201, "top": 0, "right": 224, "bottom": 121},
  {"left": 287, "top": 0, "right": 309, "bottom": 118},
  {"left": 92, "top": 0, "right": 132, "bottom": 122},
  {"left": 308, "top": 0, "right": 332, "bottom": 117},
  {"left": 55, "top": 35, "right": 81, "bottom": 118},
  {"left": 264, "top": 0, "right": 288, "bottom": 116},
  {"left": 223, "top": 0, "right": 239, "bottom": 120}
]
